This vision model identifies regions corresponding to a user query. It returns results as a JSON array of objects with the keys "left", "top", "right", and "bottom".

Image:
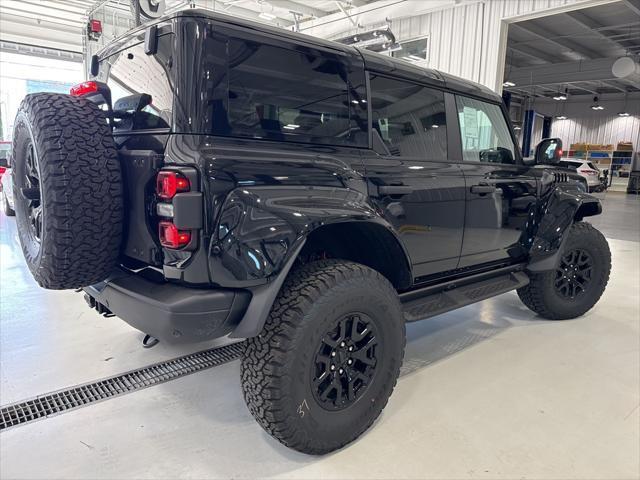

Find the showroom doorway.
[{"left": 498, "top": 0, "right": 640, "bottom": 193}]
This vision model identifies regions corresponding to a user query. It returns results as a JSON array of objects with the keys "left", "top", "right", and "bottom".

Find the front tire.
[
  {"left": 241, "top": 260, "right": 405, "bottom": 454},
  {"left": 518, "top": 222, "right": 611, "bottom": 319}
]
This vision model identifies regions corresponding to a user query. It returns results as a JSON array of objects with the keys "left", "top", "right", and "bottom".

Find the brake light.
[
  {"left": 0, "top": 166, "right": 6, "bottom": 179},
  {"left": 579, "top": 169, "right": 598, "bottom": 176},
  {"left": 70, "top": 81, "right": 99, "bottom": 97},
  {"left": 558, "top": 149, "right": 563, "bottom": 157},
  {"left": 156, "top": 171, "right": 190, "bottom": 200},
  {"left": 158, "top": 221, "right": 191, "bottom": 249}
]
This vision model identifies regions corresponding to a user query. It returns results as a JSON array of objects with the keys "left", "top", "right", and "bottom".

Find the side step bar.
[{"left": 400, "top": 267, "right": 529, "bottom": 322}]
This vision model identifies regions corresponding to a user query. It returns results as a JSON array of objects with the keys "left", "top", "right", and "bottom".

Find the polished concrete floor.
[{"left": 0, "top": 192, "right": 638, "bottom": 479}]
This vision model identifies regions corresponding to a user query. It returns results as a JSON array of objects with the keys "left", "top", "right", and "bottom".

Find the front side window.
[
  {"left": 99, "top": 34, "right": 174, "bottom": 131},
  {"left": 456, "top": 96, "right": 516, "bottom": 164},
  {"left": 222, "top": 39, "right": 367, "bottom": 146},
  {"left": 370, "top": 74, "right": 447, "bottom": 158}
]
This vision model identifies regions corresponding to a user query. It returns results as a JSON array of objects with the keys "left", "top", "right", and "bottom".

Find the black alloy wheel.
[
  {"left": 554, "top": 248, "right": 593, "bottom": 299},
  {"left": 312, "top": 313, "right": 379, "bottom": 411},
  {"left": 22, "top": 142, "right": 43, "bottom": 245}
]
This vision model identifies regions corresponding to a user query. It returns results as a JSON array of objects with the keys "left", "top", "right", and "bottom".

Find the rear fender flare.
[{"left": 216, "top": 185, "right": 411, "bottom": 338}]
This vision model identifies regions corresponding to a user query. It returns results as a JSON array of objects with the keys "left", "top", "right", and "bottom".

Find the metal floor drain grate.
[{"left": 0, "top": 341, "right": 246, "bottom": 431}]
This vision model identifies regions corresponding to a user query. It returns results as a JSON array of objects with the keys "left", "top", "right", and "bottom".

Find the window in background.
[
  {"left": 391, "top": 37, "right": 428, "bottom": 63},
  {"left": 370, "top": 74, "right": 447, "bottom": 158}
]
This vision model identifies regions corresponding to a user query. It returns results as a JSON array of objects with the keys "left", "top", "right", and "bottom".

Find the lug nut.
[
  {"left": 348, "top": 346, "right": 354, "bottom": 352},
  {"left": 331, "top": 351, "right": 336, "bottom": 357},
  {"left": 338, "top": 368, "right": 344, "bottom": 374},
  {"left": 330, "top": 364, "right": 336, "bottom": 371},
  {"left": 340, "top": 341, "right": 346, "bottom": 348},
  {"left": 347, "top": 359, "right": 353, "bottom": 365}
]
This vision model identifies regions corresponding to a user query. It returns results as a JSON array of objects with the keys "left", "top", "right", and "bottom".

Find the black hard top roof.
[{"left": 100, "top": 8, "right": 501, "bottom": 103}]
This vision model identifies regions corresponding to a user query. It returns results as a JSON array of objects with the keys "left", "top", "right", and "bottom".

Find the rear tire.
[
  {"left": 518, "top": 222, "right": 611, "bottom": 319},
  {"left": 2, "top": 190, "right": 14, "bottom": 216},
  {"left": 241, "top": 260, "right": 405, "bottom": 454},
  {"left": 12, "top": 93, "right": 123, "bottom": 289}
]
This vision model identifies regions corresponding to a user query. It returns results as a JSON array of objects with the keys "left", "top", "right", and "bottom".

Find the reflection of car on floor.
[
  {"left": 558, "top": 159, "right": 603, "bottom": 192},
  {"left": 1, "top": 168, "right": 15, "bottom": 216},
  {"left": 9, "top": 9, "right": 612, "bottom": 455}
]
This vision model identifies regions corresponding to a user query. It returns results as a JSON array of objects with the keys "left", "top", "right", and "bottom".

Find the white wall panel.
[
  {"left": 551, "top": 115, "right": 640, "bottom": 149},
  {"left": 309, "top": 0, "right": 601, "bottom": 90}
]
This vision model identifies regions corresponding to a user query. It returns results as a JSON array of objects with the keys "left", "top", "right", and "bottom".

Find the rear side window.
[
  {"left": 99, "top": 34, "right": 174, "bottom": 131},
  {"left": 215, "top": 38, "right": 367, "bottom": 147},
  {"left": 369, "top": 75, "right": 447, "bottom": 158},
  {"left": 559, "top": 161, "right": 578, "bottom": 170},
  {"left": 455, "top": 96, "right": 516, "bottom": 164}
]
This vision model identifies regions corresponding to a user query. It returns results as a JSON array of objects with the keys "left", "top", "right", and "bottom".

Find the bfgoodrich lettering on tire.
[
  {"left": 241, "top": 260, "right": 405, "bottom": 454},
  {"left": 12, "top": 93, "right": 123, "bottom": 289}
]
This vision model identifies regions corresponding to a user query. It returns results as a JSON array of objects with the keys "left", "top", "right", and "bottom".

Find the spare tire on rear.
[{"left": 12, "top": 93, "right": 123, "bottom": 289}]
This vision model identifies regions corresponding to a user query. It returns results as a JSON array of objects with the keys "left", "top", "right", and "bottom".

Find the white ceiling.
[
  {"left": 504, "top": 1, "right": 640, "bottom": 98},
  {"left": 0, "top": 0, "right": 379, "bottom": 53}
]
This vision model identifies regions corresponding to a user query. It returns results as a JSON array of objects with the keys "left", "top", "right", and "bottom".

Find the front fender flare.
[{"left": 527, "top": 186, "right": 601, "bottom": 272}]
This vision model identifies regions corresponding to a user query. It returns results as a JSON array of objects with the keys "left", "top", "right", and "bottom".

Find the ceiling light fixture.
[
  {"left": 553, "top": 93, "right": 567, "bottom": 101},
  {"left": 618, "top": 112, "right": 630, "bottom": 117},
  {"left": 555, "top": 115, "right": 567, "bottom": 120},
  {"left": 503, "top": 81, "right": 516, "bottom": 87}
]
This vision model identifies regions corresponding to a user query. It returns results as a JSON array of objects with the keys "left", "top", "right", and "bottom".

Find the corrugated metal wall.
[
  {"left": 389, "top": 0, "right": 582, "bottom": 89},
  {"left": 551, "top": 115, "right": 640, "bottom": 149}
]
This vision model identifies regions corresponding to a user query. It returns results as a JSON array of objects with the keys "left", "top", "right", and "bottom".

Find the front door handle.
[
  {"left": 470, "top": 184, "right": 496, "bottom": 194},
  {"left": 378, "top": 185, "right": 415, "bottom": 196}
]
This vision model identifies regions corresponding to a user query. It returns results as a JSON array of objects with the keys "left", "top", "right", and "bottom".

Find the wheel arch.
[{"left": 527, "top": 185, "right": 602, "bottom": 272}]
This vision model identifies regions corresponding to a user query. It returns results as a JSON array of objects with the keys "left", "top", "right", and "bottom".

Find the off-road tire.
[
  {"left": 2, "top": 190, "right": 14, "bottom": 216},
  {"left": 518, "top": 222, "right": 611, "bottom": 319},
  {"left": 12, "top": 93, "right": 122, "bottom": 289},
  {"left": 241, "top": 260, "right": 405, "bottom": 455}
]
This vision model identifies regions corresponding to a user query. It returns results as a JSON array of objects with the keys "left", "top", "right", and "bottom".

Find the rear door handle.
[
  {"left": 470, "top": 184, "right": 496, "bottom": 194},
  {"left": 378, "top": 185, "right": 415, "bottom": 196}
]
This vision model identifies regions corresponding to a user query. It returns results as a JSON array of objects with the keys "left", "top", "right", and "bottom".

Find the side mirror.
[
  {"left": 479, "top": 147, "right": 514, "bottom": 164},
  {"left": 534, "top": 138, "right": 563, "bottom": 165}
]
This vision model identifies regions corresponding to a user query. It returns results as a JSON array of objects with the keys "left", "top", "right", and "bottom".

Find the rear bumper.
[{"left": 84, "top": 269, "right": 251, "bottom": 344}]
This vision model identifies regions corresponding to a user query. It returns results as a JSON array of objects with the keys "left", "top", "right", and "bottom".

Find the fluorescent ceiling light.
[
  {"left": 503, "top": 81, "right": 516, "bottom": 87},
  {"left": 618, "top": 112, "right": 630, "bottom": 117},
  {"left": 258, "top": 12, "right": 276, "bottom": 21},
  {"left": 555, "top": 115, "right": 567, "bottom": 120},
  {"left": 513, "top": 126, "right": 521, "bottom": 130},
  {"left": 591, "top": 105, "right": 604, "bottom": 110},
  {"left": 553, "top": 94, "right": 567, "bottom": 101},
  {"left": 283, "top": 124, "right": 300, "bottom": 130}
]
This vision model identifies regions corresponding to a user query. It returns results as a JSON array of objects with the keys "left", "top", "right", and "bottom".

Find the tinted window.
[
  {"left": 558, "top": 161, "right": 578, "bottom": 170},
  {"left": 456, "top": 96, "right": 516, "bottom": 164},
  {"left": 100, "top": 35, "right": 174, "bottom": 131},
  {"left": 370, "top": 75, "right": 447, "bottom": 158},
  {"left": 220, "top": 39, "right": 366, "bottom": 146}
]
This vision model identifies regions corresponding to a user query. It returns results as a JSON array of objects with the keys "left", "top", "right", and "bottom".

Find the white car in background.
[
  {"left": 558, "top": 159, "right": 602, "bottom": 192},
  {"left": 1, "top": 167, "right": 15, "bottom": 216}
]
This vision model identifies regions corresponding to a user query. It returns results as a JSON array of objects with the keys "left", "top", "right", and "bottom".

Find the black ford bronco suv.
[{"left": 11, "top": 9, "right": 611, "bottom": 454}]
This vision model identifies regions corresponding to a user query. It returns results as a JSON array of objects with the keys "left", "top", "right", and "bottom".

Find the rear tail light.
[
  {"left": 0, "top": 166, "right": 6, "bottom": 178},
  {"left": 156, "top": 171, "right": 190, "bottom": 200},
  {"left": 579, "top": 169, "right": 598, "bottom": 176},
  {"left": 70, "top": 81, "right": 99, "bottom": 97},
  {"left": 158, "top": 221, "right": 191, "bottom": 249}
]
